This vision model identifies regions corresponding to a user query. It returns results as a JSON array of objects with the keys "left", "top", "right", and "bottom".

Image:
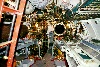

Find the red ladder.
[{"left": 0, "top": 0, "right": 26, "bottom": 67}]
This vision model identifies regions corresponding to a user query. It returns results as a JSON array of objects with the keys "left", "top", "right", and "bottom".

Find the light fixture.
[{"left": 3, "top": 56, "right": 8, "bottom": 59}]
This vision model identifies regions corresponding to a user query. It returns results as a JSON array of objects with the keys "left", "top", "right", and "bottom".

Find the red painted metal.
[
  {"left": 7, "top": 0, "right": 26, "bottom": 67},
  {"left": 0, "top": 0, "right": 4, "bottom": 22},
  {"left": 0, "top": 0, "right": 26, "bottom": 67},
  {"left": 3, "top": 6, "right": 20, "bottom": 14}
]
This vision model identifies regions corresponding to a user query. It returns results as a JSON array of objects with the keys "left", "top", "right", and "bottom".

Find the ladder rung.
[
  {"left": 0, "top": 40, "right": 14, "bottom": 48},
  {"left": 3, "top": 6, "right": 20, "bottom": 14}
]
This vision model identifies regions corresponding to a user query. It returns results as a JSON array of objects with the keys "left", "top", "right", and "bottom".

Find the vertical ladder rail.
[
  {"left": 0, "top": 0, "right": 4, "bottom": 22},
  {"left": 0, "top": 0, "right": 26, "bottom": 67},
  {"left": 7, "top": 0, "right": 26, "bottom": 67},
  {"left": 5, "top": 0, "right": 19, "bottom": 57}
]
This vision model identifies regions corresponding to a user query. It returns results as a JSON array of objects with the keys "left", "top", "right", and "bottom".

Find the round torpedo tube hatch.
[{"left": 54, "top": 23, "right": 66, "bottom": 36}]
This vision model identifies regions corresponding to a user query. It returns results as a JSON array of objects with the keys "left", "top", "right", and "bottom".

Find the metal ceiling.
[
  {"left": 77, "top": 0, "right": 100, "bottom": 14},
  {"left": 24, "top": 0, "right": 100, "bottom": 20},
  {"left": 71, "top": 0, "right": 100, "bottom": 20}
]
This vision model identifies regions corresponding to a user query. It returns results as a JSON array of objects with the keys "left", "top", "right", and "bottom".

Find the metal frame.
[
  {"left": 0, "top": 0, "right": 26, "bottom": 67},
  {"left": 3, "top": 6, "right": 20, "bottom": 14},
  {"left": 0, "top": 0, "right": 4, "bottom": 22},
  {"left": 77, "top": 11, "right": 100, "bottom": 14},
  {"left": 7, "top": 0, "right": 26, "bottom": 66},
  {"left": 5, "top": 0, "right": 20, "bottom": 57}
]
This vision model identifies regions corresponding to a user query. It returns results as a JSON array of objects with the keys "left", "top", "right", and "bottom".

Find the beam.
[{"left": 3, "top": 6, "right": 20, "bottom": 14}]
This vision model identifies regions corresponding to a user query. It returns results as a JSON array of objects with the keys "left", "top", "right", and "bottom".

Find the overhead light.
[
  {"left": 63, "top": 0, "right": 67, "bottom": 2},
  {"left": 3, "top": 56, "right": 8, "bottom": 59}
]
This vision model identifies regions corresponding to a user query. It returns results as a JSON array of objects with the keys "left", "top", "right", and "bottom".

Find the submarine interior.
[{"left": 0, "top": 0, "right": 100, "bottom": 67}]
